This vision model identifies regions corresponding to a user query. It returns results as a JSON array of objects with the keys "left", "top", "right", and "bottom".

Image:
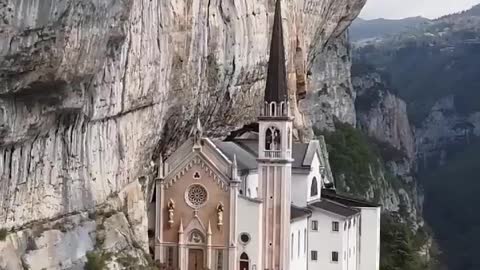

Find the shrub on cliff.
[
  {"left": 84, "top": 251, "right": 112, "bottom": 270},
  {"left": 0, "top": 228, "right": 8, "bottom": 241}
]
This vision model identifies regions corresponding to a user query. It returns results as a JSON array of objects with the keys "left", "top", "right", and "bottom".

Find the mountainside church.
[{"left": 148, "top": 1, "right": 381, "bottom": 270}]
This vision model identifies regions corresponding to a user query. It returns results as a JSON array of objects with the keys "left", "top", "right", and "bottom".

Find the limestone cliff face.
[
  {"left": 299, "top": 32, "right": 357, "bottom": 134},
  {"left": 352, "top": 67, "right": 422, "bottom": 228},
  {"left": 0, "top": 0, "right": 365, "bottom": 229},
  {"left": 0, "top": 0, "right": 365, "bottom": 268},
  {"left": 353, "top": 71, "right": 415, "bottom": 161}
]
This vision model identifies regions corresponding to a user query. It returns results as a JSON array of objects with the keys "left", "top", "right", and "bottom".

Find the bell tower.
[{"left": 258, "top": 1, "right": 293, "bottom": 269}]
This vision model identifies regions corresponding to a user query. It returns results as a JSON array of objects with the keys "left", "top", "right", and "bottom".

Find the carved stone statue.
[
  {"left": 217, "top": 202, "right": 224, "bottom": 229},
  {"left": 167, "top": 199, "right": 175, "bottom": 228}
]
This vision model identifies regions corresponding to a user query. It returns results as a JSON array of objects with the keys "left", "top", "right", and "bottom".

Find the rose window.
[{"left": 186, "top": 184, "right": 208, "bottom": 208}]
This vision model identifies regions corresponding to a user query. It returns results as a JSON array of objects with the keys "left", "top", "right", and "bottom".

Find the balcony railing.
[
  {"left": 264, "top": 150, "right": 281, "bottom": 158},
  {"left": 263, "top": 150, "right": 291, "bottom": 159}
]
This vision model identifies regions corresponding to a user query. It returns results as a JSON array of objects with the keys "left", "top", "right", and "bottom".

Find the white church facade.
[{"left": 148, "top": 1, "right": 381, "bottom": 270}]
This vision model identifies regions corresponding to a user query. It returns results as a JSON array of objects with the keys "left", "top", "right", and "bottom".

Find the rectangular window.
[
  {"left": 167, "top": 246, "right": 174, "bottom": 267},
  {"left": 311, "top": 250, "right": 318, "bottom": 261},
  {"left": 332, "top": 251, "right": 339, "bottom": 262},
  {"left": 332, "top": 221, "right": 339, "bottom": 232},
  {"left": 217, "top": 250, "right": 223, "bottom": 270},
  {"left": 311, "top": 220, "right": 318, "bottom": 231}
]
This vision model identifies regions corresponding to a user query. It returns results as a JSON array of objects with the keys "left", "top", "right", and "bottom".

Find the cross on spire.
[{"left": 264, "top": 0, "right": 288, "bottom": 103}]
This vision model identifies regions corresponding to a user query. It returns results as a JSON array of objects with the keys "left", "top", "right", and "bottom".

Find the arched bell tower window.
[
  {"left": 270, "top": 102, "right": 276, "bottom": 116},
  {"left": 265, "top": 127, "right": 281, "bottom": 150},
  {"left": 310, "top": 177, "right": 318, "bottom": 197}
]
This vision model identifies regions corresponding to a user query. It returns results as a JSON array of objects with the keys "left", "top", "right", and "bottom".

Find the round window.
[
  {"left": 239, "top": 233, "right": 251, "bottom": 244},
  {"left": 185, "top": 184, "right": 208, "bottom": 208}
]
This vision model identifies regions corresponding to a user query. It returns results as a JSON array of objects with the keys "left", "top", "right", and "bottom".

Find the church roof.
[
  {"left": 322, "top": 189, "right": 381, "bottom": 208},
  {"left": 214, "top": 140, "right": 258, "bottom": 171},
  {"left": 309, "top": 199, "right": 360, "bottom": 218},
  {"left": 214, "top": 139, "right": 314, "bottom": 171},
  {"left": 291, "top": 205, "right": 312, "bottom": 222},
  {"left": 264, "top": 0, "right": 288, "bottom": 103}
]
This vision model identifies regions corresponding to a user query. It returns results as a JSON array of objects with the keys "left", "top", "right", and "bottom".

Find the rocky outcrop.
[
  {"left": 0, "top": 0, "right": 366, "bottom": 267},
  {"left": 0, "top": 179, "right": 150, "bottom": 270},
  {"left": 353, "top": 70, "right": 415, "bottom": 161},
  {"left": 416, "top": 95, "right": 480, "bottom": 169}
]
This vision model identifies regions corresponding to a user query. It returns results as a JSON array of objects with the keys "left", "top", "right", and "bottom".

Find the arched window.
[
  {"left": 240, "top": 252, "right": 249, "bottom": 270},
  {"left": 310, "top": 177, "right": 318, "bottom": 197},
  {"left": 298, "top": 231, "right": 301, "bottom": 257},
  {"left": 281, "top": 102, "right": 286, "bottom": 115},
  {"left": 270, "top": 102, "right": 276, "bottom": 116},
  {"left": 265, "top": 127, "right": 281, "bottom": 151},
  {"left": 304, "top": 228, "right": 307, "bottom": 254},
  {"left": 291, "top": 234, "right": 294, "bottom": 259}
]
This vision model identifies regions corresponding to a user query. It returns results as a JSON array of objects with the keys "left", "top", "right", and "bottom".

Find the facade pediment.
[{"left": 164, "top": 152, "right": 232, "bottom": 192}]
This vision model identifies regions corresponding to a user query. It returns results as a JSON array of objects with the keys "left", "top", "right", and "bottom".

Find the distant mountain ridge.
[{"left": 349, "top": 16, "right": 430, "bottom": 41}]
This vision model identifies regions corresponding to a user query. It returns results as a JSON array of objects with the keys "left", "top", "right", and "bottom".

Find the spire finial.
[
  {"left": 178, "top": 219, "right": 184, "bottom": 233},
  {"left": 196, "top": 117, "right": 203, "bottom": 134},
  {"left": 192, "top": 117, "right": 204, "bottom": 146},
  {"left": 157, "top": 154, "right": 164, "bottom": 179},
  {"left": 207, "top": 221, "right": 212, "bottom": 235},
  {"left": 232, "top": 154, "right": 238, "bottom": 180},
  {"left": 233, "top": 154, "right": 238, "bottom": 169},
  {"left": 264, "top": 0, "right": 288, "bottom": 104}
]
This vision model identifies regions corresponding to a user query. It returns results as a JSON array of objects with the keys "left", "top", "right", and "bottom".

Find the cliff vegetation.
[{"left": 316, "top": 122, "right": 433, "bottom": 270}]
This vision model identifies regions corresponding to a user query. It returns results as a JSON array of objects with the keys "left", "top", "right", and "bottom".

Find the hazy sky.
[{"left": 360, "top": 0, "right": 480, "bottom": 19}]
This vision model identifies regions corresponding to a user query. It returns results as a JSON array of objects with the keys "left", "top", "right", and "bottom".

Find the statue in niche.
[
  {"left": 217, "top": 202, "right": 224, "bottom": 229},
  {"left": 190, "top": 230, "right": 204, "bottom": 244},
  {"left": 167, "top": 199, "right": 175, "bottom": 228}
]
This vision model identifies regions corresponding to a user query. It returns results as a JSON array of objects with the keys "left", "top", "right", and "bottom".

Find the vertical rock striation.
[
  {"left": 353, "top": 66, "right": 422, "bottom": 228},
  {"left": 0, "top": 0, "right": 365, "bottom": 229},
  {"left": 0, "top": 0, "right": 366, "bottom": 267}
]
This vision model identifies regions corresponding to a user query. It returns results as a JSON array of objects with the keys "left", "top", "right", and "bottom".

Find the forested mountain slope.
[{"left": 352, "top": 4, "right": 480, "bottom": 269}]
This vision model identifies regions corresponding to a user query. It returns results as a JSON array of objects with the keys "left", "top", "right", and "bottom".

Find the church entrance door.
[
  {"left": 188, "top": 249, "right": 204, "bottom": 270},
  {"left": 240, "top": 261, "right": 249, "bottom": 270}
]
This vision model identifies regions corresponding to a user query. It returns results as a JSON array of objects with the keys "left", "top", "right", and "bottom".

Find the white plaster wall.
[
  {"left": 292, "top": 173, "right": 309, "bottom": 207},
  {"left": 345, "top": 215, "right": 359, "bottom": 270},
  {"left": 244, "top": 172, "right": 259, "bottom": 199},
  {"left": 342, "top": 220, "right": 348, "bottom": 270},
  {"left": 358, "top": 207, "right": 381, "bottom": 270},
  {"left": 237, "top": 197, "right": 263, "bottom": 270},
  {"left": 308, "top": 210, "right": 344, "bottom": 270},
  {"left": 292, "top": 153, "right": 323, "bottom": 207},
  {"left": 290, "top": 218, "right": 309, "bottom": 270}
]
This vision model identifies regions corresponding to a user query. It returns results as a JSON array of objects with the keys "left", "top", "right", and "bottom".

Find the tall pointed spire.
[{"left": 264, "top": 0, "right": 288, "bottom": 103}]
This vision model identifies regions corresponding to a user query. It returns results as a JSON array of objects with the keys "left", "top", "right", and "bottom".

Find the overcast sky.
[{"left": 360, "top": 0, "right": 480, "bottom": 19}]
